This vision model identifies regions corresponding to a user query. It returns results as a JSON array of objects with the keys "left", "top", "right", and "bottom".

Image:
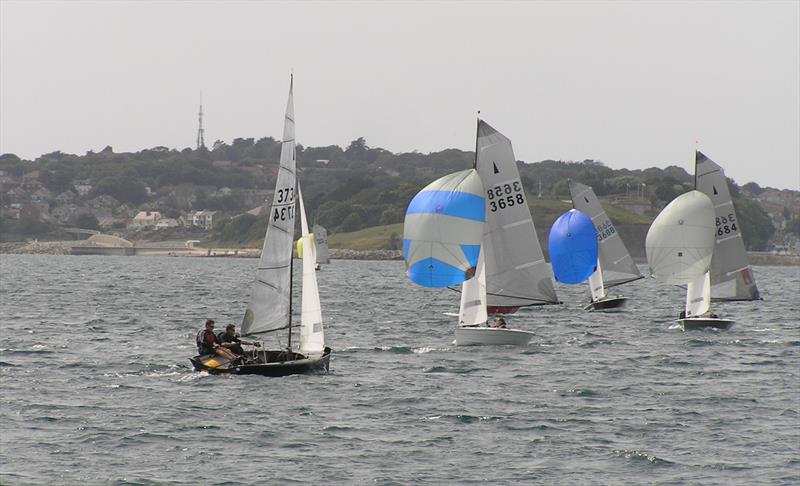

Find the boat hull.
[
  {"left": 584, "top": 296, "right": 628, "bottom": 312},
  {"left": 454, "top": 327, "right": 533, "bottom": 346},
  {"left": 190, "top": 348, "right": 331, "bottom": 377},
  {"left": 678, "top": 318, "right": 735, "bottom": 331}
]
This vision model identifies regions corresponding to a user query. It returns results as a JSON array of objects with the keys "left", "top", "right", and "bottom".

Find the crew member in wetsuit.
[
  {"left": 196, "top": 319, "right": 238, "bottom": 360},
  {"left": 217, "top": 324, "right": 259, "bottom": 356}
]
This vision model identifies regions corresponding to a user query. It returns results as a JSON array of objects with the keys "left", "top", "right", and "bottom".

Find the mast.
[
  {"left": 473, "top": 112, "right": 480, "bottom": 169},
  {"left": 287, "top": 234, "right": 294, "bottom": 352}
]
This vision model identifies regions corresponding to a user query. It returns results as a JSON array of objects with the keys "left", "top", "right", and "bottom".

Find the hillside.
[{"left": 1, "top": 136, "right": 793, "bottom": 251}]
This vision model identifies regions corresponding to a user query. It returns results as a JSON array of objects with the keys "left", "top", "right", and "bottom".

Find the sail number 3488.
[{"left": 487, "top": 182, "right": 525, "bottom": 212}]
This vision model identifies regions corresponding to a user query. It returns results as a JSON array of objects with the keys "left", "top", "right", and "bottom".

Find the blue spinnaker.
[
  {"left": 548, "top": 209, "right": 598, "bottom": 285},
  {"left": 403, "top": 169, "right": 485, "bottom": 288}
]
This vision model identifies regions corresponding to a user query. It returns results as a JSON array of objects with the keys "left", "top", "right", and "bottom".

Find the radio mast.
[{"left": 196, "top": 92, "right": 206, "bottom": 149}]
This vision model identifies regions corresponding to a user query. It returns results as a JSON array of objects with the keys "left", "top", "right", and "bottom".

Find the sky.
[{"left": 1, "top": 1, "right": 798, "bottom": 190}]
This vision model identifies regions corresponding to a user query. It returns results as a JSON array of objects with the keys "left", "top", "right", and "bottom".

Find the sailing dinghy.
[
  {"left": 403, "top": 118, "right": 553, "bottom": 346},
  {"left": 645, "top": 190, "right": 734, "bottom": 331},
  {"left": 569, "top": 181, "right": 643, "bottom": 311},
  {"left": 190, "top": 76, "right": 331, "bottom": 375},
  {"left": 313, "top": 224, "right": 330, "bottom": 269}
]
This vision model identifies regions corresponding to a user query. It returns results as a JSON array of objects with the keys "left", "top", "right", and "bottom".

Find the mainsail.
[
  {"left": 241, "top": 78, "right": 297, "bottom": 336},
  {"left": 475, "top": 120, "right": 558, "bottom": 307},
  {"left": 298, "top": 185, "right": 324, "bottom": 354},
  {"left": 548, "top": 209, "right": 598, "bottom": 285},
  {"left": 646, "top": 190, "right": 716, "bottom": 285},
  {"left": 403, "top": 169, "right": 485, "bottom": 288},
  {"left": 695, "top": 151, "right": 760, "bottom": 301},
  {"left": 313, "top": 224, "right": 330, "bottom": 264},
  {"left": 569, "top": 180, "right": 643, "bottom": 293}
]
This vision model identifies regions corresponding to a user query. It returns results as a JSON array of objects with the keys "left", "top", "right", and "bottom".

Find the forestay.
[
  {"left": 298, "top": 185, "right": 324, "bottom": 354},
  {"left": 646, "top": 190, "right": 716, "bottom": 285},
  {"left": 242, "top": 78, "right": 296, "bottom": 336},
  {"left": 548, "top": 209, "right": 598, "bottom": 285},
  {"left": 475, "top": 120, "right": 558, "bottom": 306},
  {"left": 695, "top": 151, "right": 760, "bottom": 301},
  {"left": 403, "top": 169, "right": 485, "bottom": 288},
  {"left": 569, "top": 181, "right": 642, "bottom": 290}
]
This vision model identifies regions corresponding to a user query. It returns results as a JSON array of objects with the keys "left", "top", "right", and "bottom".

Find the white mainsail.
[
  {"left": 475, "top": 120, "right": 558, "bottom": 308},
  {"left": 569, "top": 180, "right": 642, "bottom": 299},
  {"left": 242, "top": 77, "right": 296, "bottom": 336},
  {"left": 313, "top": 224, "right": 330, "bottom": 264},
  {"left": 695, "top": 151, "right": 760, "bottom": 301},
  {"left": 459, "top": 242, "right": 488, "bottom": 327},
  {"left": 299, "top": 185, "right": 324, "bottom": 354},
  {"left": 646, "top": 190, "right": 716, "bottom": 285}
]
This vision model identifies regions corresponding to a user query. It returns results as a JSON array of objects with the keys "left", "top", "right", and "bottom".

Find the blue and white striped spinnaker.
[{"left": 404, "top": 169, "right": 486, "bottom": 288}]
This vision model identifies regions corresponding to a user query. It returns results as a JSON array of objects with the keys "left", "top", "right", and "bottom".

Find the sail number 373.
[
  {"left": 487, "top": 182, "right": 525, "bottom": 212},
  {"left": 272, "top": 187, "right": 295, "bottom": 222}
]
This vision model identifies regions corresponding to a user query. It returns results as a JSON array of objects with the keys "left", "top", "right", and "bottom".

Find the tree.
[
  {"left": 339, "top": 212, "right": 363, "bottom": 232},
  {"left": 93, "top": 176, "right": 148, "bottom": 204},
  {"left": 385, "top": 232, "right": 401, "bottom": 250}
]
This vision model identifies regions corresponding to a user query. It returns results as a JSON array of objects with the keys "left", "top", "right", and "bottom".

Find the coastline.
[{"left": 0, "top": 240, "right": 404, "bottom": 261}]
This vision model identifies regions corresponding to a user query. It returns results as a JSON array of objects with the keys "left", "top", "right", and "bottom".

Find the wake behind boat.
[{"left": 190, "top": 76, "right": 331, "bottom": 376}]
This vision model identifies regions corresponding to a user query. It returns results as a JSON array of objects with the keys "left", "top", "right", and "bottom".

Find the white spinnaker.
[
  {"left": 685, "top": 271, "right": 712, "bottom": 317},
  {"left": 646, "top": 190, "right": 716, "bottom": 285},
  {"left": 459, "top": 242, "right": 488, "bottom": 327},
  {"left": 313, "top": 224, "right": 330, "bottom": 264},
  {"left": 299, "top": 185, "right": 324, "bottom": 354},
  {"left": 569, "top": 181, "right": 642, "bottom": 289},
  {"left": 475, "top": 120, "right": 558, "bottom": 307},
  {"left": 588, "top": 261, "right": 606, "bottom": 301},
  {"left": 242, "top": 78, "right": 296, "bottom": 336},
  {"left": 695, "top": 151, "right": 760, "bottom": 300}
]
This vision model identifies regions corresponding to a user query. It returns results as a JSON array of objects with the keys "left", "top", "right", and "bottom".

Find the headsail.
[
  {"left": 548, "top": 209, "right": 598, "bottom": 285},
  {"left": 298, "top": 185, "right": 324, "bottom": 354},
  {"left": 569, "top": 181, "right": 642, "bottom": 289},
  {"left": 242, "top": 77, "right": 296, "bottom": 336},
  {"left": 646, "top": 190, "right": 716, "bottom": 285},
  {"left": 695, "top": 151, "right": 760, "bottom": 300},
  {"left": 313, "top": 224, "right": 330, "bottom": 264},
  {"left": 475, "top": 120, "right": 558, "bottom": 306},
  {"left": 403, "top": 169, "right": 485, "bottom": 288},
  {"left": 459, "top": 242, "right": 488, "bottom": 327}
]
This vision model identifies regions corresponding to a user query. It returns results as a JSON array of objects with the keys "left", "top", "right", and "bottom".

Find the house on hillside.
[
  {"left": 31, "top": 188, "right": 53, "bottom": 204},
  {"left": 74, "top": 180, "right": 93, "bottom": 196},
  {"left": 188, "top": 210, "right": 216, "bottom": 230},
  {"left": 55, "top": 190, "right": 77, "bottom": 204},
  {"left": 131, "top": 211, "right": 162, "bottom": 228}
]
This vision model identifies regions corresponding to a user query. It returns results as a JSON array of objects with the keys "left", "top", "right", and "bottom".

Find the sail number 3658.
[
  {"left": 487, "top": 182, "right": 525, "bottom": 212},
  {"left": 716, "top": 213, "right": 737, "bottom": 236}
]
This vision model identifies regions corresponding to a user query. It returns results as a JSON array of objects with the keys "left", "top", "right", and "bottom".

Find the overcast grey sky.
[{"left": 1, "top": 1, "right": 798, "bottom": 189}]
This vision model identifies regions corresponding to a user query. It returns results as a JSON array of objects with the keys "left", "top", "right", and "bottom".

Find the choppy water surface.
[{"left": 0, "top": 255, "right": 798, "bottom": 485}]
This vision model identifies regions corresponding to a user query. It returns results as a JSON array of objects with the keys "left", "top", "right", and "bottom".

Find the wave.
[{"left": 614, "top": 449, "right": 675, "bottom": 466}]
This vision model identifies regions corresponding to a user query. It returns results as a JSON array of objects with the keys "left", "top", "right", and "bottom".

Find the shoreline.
[{"left": 1, "top": 240, "right": 797, "bottom": 265}]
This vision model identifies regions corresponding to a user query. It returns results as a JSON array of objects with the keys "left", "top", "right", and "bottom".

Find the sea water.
[{"left": 0, "top": 255, "right": 798, "bottom": 485}]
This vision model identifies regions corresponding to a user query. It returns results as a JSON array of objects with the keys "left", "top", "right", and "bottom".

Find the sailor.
[
  {"left": 491, "top": 317, "right": 507, "bottom": 329},
  {"left": 217, "top": 323, "right": 259, "bottom": 356},
  {"left": 196, "top": 319, "right": 238, "bottom": 361}
]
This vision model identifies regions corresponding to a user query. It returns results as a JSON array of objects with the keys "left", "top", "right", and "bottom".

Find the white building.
[
  {"left": 131, "top": 211, "right": 162, "bottom": 228},
  {"left": 189, "top": 210, "right": 216, "bottom": 230}
]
